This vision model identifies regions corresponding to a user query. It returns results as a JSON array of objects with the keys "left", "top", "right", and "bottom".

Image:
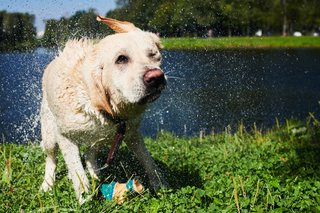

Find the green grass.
[
  {"left": 1, "top": 115, "right": 320, "bottom": 212},
  {"left": 162, "top": 36, "right": 320, "bottom": 50}
]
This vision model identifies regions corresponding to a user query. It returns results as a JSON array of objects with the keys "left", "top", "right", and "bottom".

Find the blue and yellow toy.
[{"left": 100, "top": 179, "right": 144, "bottom": 204}]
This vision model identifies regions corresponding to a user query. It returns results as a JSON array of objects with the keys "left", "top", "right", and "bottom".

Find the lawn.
[
  {"left": 162, "top": 36, "right": 320, "bottom": 50},
  {"left": 1, "top": 115, "right": 320, "bottom": 212}
]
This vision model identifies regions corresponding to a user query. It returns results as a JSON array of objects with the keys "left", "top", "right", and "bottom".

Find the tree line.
[
  {"left": 108, "top": 0, "right": 320, "bottom": 37},
  {"left": 1, "top": 0, "right": 319, "bottom": 51},
  {"left": 42, "top": 9, "right": 111, "bottom": 47},
  {"left": 0, "top": 11, "right": 37, "bottom": 51}
]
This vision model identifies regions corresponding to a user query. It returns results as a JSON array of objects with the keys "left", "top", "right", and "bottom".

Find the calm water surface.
[{"left": 0, "top": 48, "right": 320, "bottom": 143}]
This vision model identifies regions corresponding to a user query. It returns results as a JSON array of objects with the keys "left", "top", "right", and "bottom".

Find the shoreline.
[
  {"left": 1, "top": 36, "right": 320, "bottom": 53},
  {"left": 161, "top": 36, "right": 320, "bottom": 50}
]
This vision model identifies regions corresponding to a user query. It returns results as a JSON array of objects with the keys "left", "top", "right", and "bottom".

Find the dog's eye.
[
  {"left": 148, "top": 52, "right": 157, "bottom": 57},
  {"left": 148, "top": 51, "right": 161, "bottom": 61},
  {"left": 116, "top": 55, "right": 129, "bottom": 64}
]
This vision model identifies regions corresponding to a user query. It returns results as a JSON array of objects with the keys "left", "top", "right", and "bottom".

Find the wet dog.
[{"left": 40, "top": 17, "right": 167, "bottom": 203}]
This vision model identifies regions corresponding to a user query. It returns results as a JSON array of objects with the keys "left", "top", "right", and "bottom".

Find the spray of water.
[
  {"left": 0, "top": 49, "right": 57, "bottom": 144},
  {"left": 1, "top": 46, "right": 319, "bottom": 142}
]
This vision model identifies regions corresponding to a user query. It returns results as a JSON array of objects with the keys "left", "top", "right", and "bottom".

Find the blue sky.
[{"left": 0, "top": 0, "right": 116, "bottom": 35}]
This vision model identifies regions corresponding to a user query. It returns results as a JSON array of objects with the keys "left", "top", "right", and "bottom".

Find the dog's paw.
[
  {"left": 41, "top": 180, "right": 53, "bottom": 192},
  {"left": 87, "top": 166, "right": 100, "bottom": 180},
  {"left": 79, "top": 195, "right": 87, "bottom": 205},
  {"left": 78, "top": 191, "right": 95, "bottom": 205}
]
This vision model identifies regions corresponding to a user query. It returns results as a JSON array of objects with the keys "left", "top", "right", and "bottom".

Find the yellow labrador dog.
[{"left": 40, "top": 16, "right": 167, "bottom": 203}]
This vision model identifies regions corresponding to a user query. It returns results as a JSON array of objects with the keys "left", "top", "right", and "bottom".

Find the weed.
[{"left": 1, "top": 146, "right": 12, "bottom": 185}]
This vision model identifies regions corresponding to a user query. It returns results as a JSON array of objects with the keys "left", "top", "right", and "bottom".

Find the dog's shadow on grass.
[
  {"left": 289, "top": 141, "right": 320, "bottom": 178},
  {"left": 275, "top": 131, "right": 320, "bottom": 180},
  {"left": 95, "top": 148, "right": 203, "bottom": 191}
]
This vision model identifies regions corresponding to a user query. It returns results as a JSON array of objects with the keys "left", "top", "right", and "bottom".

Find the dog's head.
[{"left": 88, "top": 17, "right": 166, "bottom": 116}]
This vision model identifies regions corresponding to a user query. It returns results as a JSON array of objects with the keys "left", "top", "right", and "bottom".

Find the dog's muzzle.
[
  {"left": 139, "top": 68, "right": 166, "bottom": 104},
  {"left": 143, "top": 68, "right": 166, "bottom": 88}
]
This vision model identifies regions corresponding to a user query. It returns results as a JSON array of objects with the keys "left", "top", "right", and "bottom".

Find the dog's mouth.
[
  {"left": 138, "top": 89, "right": 162, "bottom": 104},
  {"left": 138, "top": 68, "right": 166, "bottom": 104}
]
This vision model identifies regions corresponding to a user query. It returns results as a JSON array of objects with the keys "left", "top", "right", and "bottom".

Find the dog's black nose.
[{"left": 143, "top": 69, "right": 166, "bottom": 88}]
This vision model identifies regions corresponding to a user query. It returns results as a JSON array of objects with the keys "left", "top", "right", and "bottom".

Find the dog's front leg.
[
  {"left": 57, "top": 134, "right": 90, "bottom": 204},
  {"left": 85, "top": 144, "right": 103, "bottom": 180},
  {"left": 125, "top": 133, "right": 168, "bottom": 192}
]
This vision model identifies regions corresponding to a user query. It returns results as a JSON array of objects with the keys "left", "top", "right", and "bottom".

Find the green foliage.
[
  {"left": 2, "top": 1, "right": 320, "bottom": 51},
  {"left": 109, "top": 0, "right": 320, "bottom": 37},
  {"left": 0, "top": 10, "right": 37, "bottom": 51},
  {"left": 1, "top": 115, "right": 320, "bottom": 211},
  {"left": 41, "top": 8, "right": 111, "bottom": 48}
]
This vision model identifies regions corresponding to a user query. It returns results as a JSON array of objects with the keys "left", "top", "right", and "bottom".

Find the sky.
[{"left": 0, "top": 0, "right": 117, "bottom": 36}]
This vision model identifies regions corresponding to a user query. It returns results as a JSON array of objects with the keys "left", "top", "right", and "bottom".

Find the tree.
[
  {"left": 0, "top": 11, "right": 37, "bottom": 51},
  {"left": 106, "top": 0, "right": 320, "bottom": 37},
  {"left": 281, "top": 0, "right": 288, "bottom": 36},
  {"left": 42, "top": 8, "right": 111, "bottom": 47}
]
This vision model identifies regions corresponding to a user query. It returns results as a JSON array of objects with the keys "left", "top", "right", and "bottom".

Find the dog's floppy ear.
[
  {"left": 90, "top": 65, "right": 114, "bottom": 116},
  {"left": 97, "top": 16, "right": 141, "bottom": 33},
  {"left": 83, "top": 61, "right": 114, "bottom": 116}
]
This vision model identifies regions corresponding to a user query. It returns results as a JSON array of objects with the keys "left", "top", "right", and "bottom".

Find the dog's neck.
[
  {"left": 99, "top": 109, "right": 123, "bottom": 125},
  {"left": 106, "top": 118, "right": 126, "bottom": 165}
]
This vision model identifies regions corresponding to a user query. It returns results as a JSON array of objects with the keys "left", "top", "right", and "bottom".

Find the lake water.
[{"left": 0, "top": 48, "right": 320, "bottom": 143}]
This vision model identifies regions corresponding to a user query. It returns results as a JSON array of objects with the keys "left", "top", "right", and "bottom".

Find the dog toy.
[{"left": 100, "top": 179, "right": 144, "bottom": 204}]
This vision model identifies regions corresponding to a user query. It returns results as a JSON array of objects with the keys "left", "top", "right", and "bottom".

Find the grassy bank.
[
  {"left": 2, "top": 36, "right": 320, "bottom": 52},
  {"left": 162, "top": 36, "right": 320, "bottom": 50},
  {"left": 1, "top": 116, "right": 320, "bottom": 212}
]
